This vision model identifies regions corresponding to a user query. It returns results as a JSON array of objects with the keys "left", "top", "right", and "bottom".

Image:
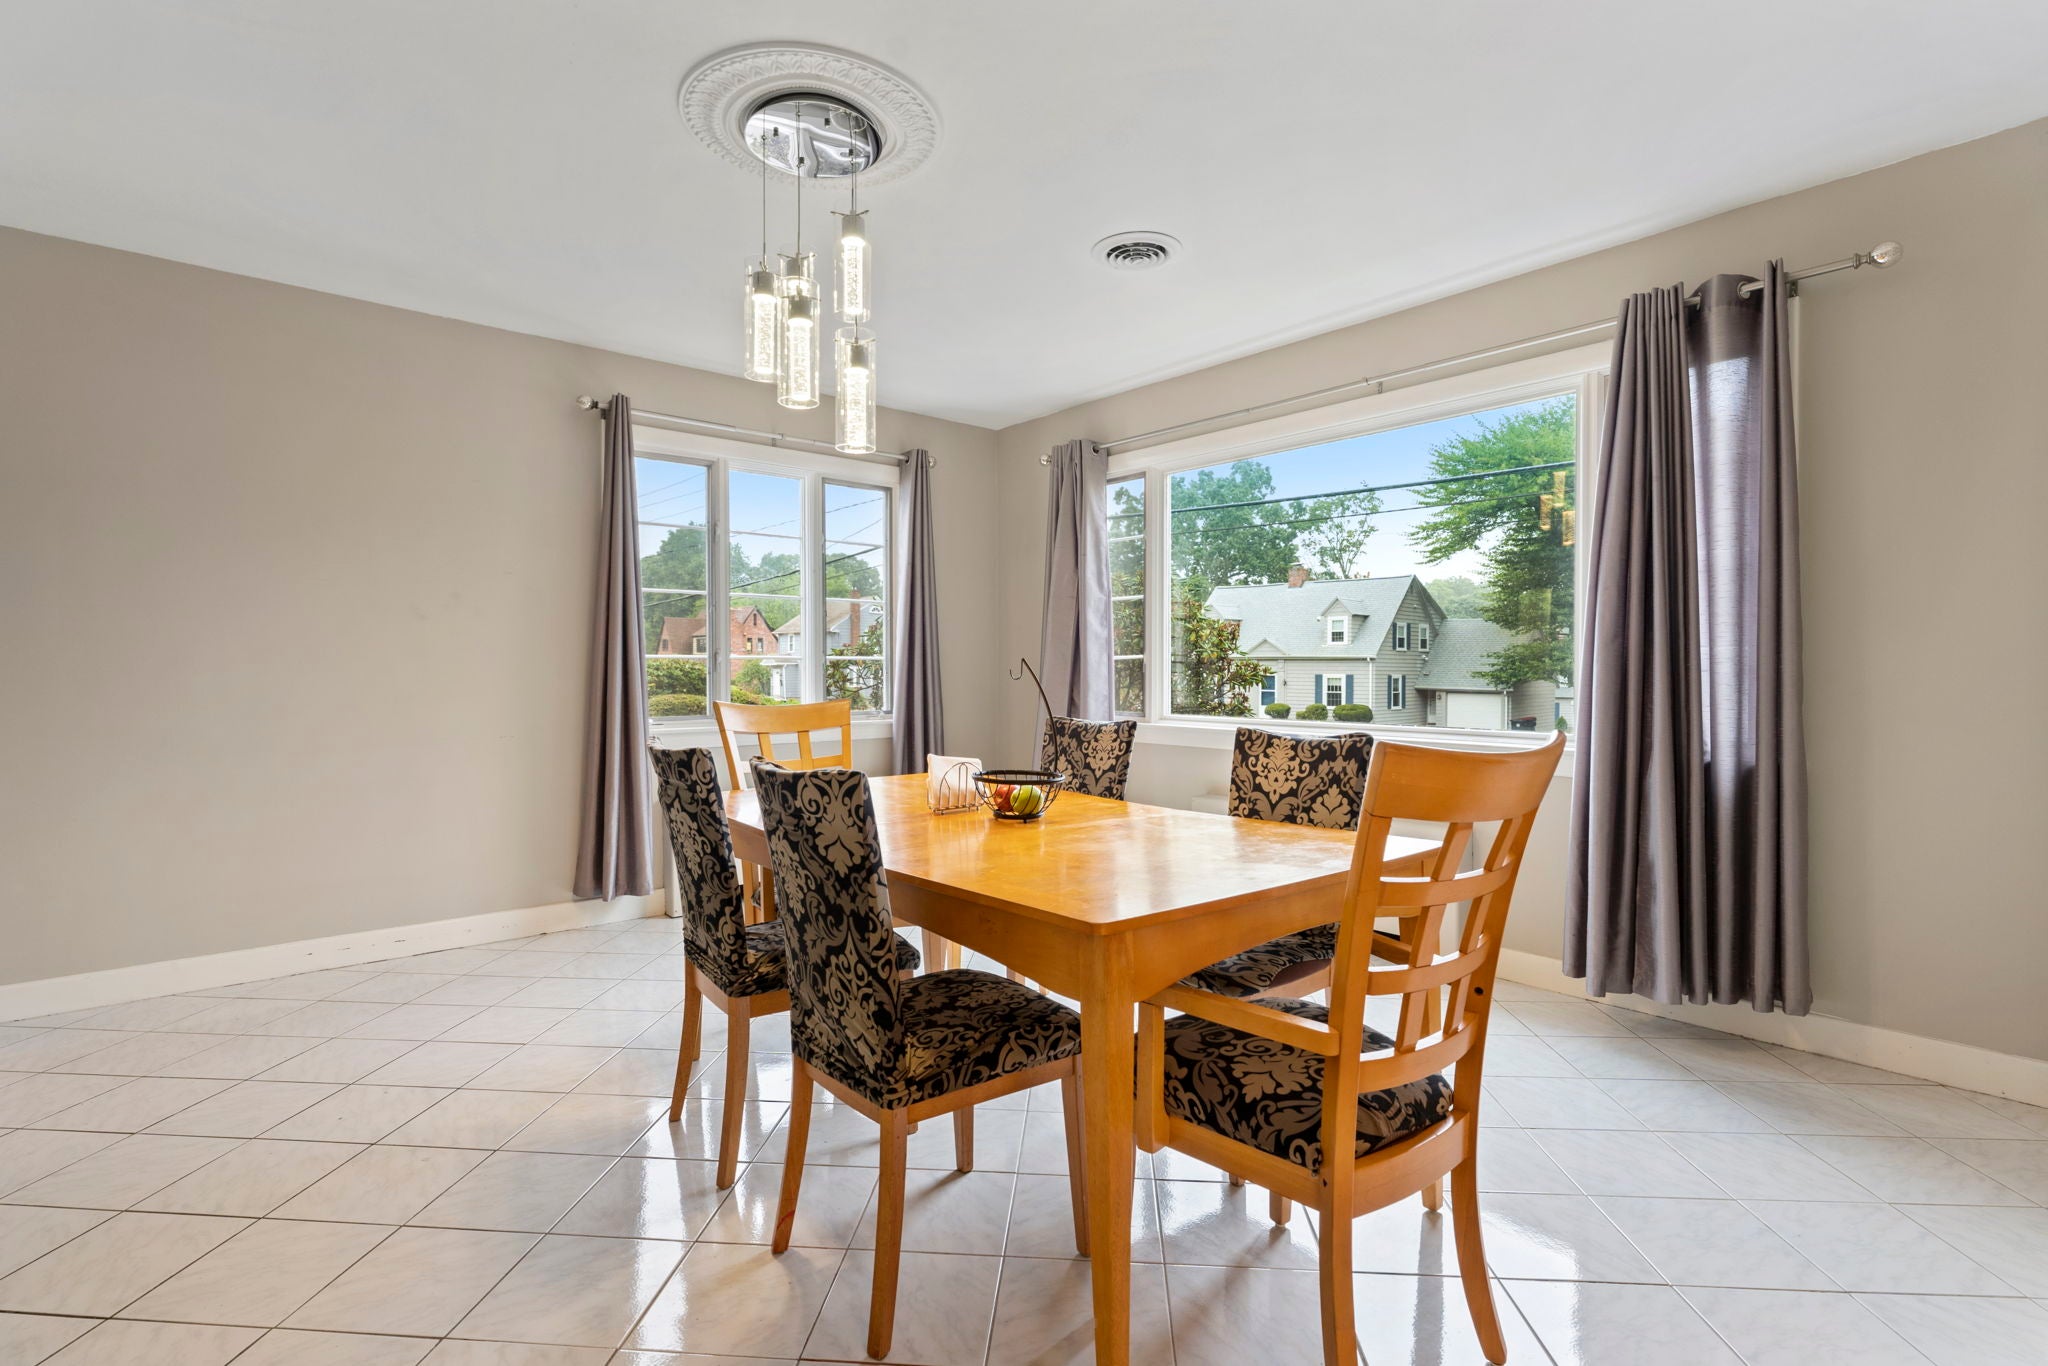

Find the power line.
[{"left": 1164, "top": 461, "right": 1572, "bottom": 518}]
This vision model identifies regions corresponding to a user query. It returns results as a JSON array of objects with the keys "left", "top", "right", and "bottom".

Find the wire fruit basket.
[{"left": 973, "top": 770, "right": 1066, "bottom": 822}]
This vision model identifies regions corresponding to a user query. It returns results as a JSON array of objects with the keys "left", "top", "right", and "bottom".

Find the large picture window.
[
  {"left": 1131, "top": 371, "right": 1593, "bottom": 738},
  {"left": 635, "top": 438, "right": 891, "bottom": 724}
]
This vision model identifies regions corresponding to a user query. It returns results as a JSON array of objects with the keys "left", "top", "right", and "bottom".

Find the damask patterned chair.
[
  {"left": 648, "top": 745, "right": 920, "bottom": 1189},
  {"left": 753, "top": 760, "right": 1087, "bottom": 1360},
  {"left": 1137, "top": 734, "right": 1565, "bottom": 1366},
  {"left": 1179, "top": 728, "right": 1375, "bottom": 999},
  {"left": 1039, "top": 715, "right": 1139, "bottom": 799}
]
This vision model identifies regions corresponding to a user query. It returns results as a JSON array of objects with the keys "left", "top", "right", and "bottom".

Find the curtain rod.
[
  {"left": 575, "top": 396, "right": 919, "bottom": 468},
  {"left": 1076, "top": 241, "right": 1901, "bottom": 459}
]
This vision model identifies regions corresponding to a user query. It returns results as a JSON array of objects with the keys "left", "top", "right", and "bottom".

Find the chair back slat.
[
  {"left": 713, "top": 699, "right": 855, "bottom": 790},
  {"left": 1039, "top": 717, "right": 1138, "bottom": 799},
  {"left": 1326, "top": 736, "right": 1564, "bottom": 1124}
]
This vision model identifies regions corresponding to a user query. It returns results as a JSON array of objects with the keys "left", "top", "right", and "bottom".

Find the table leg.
[{"left": 1080, "top": 951, "right": 1137, "bottom": 1366}]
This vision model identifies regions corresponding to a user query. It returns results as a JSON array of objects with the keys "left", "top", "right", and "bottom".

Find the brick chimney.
[
  {"left": 1286, "top": 563, "right": 1310, "bottom": 588},
  {"left": 846, "top": 587, "right": 862, "bottom": 642}
]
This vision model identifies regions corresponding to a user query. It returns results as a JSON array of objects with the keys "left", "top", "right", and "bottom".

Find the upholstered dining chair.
[
  {"left": 647, "top": 744, "right": 920, "bottom": 1189},
  {"left": 753, "top": 760, "right": 1087, "bottom": 1361},
  {"left": 1039, "top": 715, "right": 1139, "bottom": 799},
  {"left": 1138, "top": 733, "right": 1565, "bottom": 1366},
  {"left": 1180, "top": 728, "right": 1375, "bottom": 999},
  {"left": 711, "top": 698, "right": 856, "bottom": 922}
]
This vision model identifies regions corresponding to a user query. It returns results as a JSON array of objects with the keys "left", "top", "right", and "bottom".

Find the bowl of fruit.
[{"left": 972, "top": 769, "right": 1066, "bottom": 822}]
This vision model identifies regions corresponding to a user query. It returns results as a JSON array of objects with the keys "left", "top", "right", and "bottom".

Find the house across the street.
[{"left": 1205, "top": 567, "right": 1558, "bottom": 731}]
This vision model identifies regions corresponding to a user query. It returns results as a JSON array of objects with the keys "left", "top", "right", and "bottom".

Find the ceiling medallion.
[{"left": 677, "top": 43, "right": 940, "bottom": 187}]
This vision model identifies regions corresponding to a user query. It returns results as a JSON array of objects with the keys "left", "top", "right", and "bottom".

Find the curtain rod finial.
[
  {"left": 576, "top": 394, "right": 608, "bottom": 414},
  {"left": 1867, "top": 241, "right": 1902, "bottom": 268}
]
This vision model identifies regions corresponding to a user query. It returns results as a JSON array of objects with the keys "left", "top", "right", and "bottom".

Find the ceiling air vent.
[{"left": 1094, "top": 231, "right": 1182, "bottom": 271}]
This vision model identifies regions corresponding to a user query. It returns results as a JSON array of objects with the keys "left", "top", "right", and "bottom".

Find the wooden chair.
[
  {"left": 711, "top": 699, "right": 856, "bottom": 923},
  {"left": 1137, "top": 733, "right": 1564, "bottom": 1366},
  {"left": 753, "top": 760, "right": 1087, "bottom": 1360},
  {"left": 647, "top": 744, "right": 919, "bottom": 1189}
]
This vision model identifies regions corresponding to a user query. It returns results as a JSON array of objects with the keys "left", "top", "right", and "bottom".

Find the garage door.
[{"left": 1445, "top": 692, "right": 1503, "bottom": 730}]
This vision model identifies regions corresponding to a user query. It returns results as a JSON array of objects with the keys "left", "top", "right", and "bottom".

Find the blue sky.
[{"left": 1164, "top": 395, "right": 1571, "bottom": 584}]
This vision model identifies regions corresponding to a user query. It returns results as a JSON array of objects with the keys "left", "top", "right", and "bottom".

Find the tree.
[
  {"left": 826, "top": 620, "right": 886, "bottom": 711},
  {"left": 1170, "top": 580, "right": 1267, "bottom": 716},
  {"left": 638, "top": 526, "right": 708, "bottom": 643},
  {"left": 1169, "top": 463, "right": 1383, "bottom": 586},
  {"left": 1408, "top": 401, "right": 1577, "bottom": 690},
  {"left": 1295, "top": 487, "right": 1384, "bottom": 578},
  {"left": 1424, "top": 575, "right": 1485, "bottom": 618}
]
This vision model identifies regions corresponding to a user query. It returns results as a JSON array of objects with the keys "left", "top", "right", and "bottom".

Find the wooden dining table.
[{"left": 723, "top": 772, "right": 1438, "bottom": 1366}]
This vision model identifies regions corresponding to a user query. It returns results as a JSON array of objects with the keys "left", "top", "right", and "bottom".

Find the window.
[
  {"left": 634, "top": 441, "right": 892, "bottom": 721},
  {"left": 1152, "top": 383, "right": 1583, "bottom": 733},
  {"left": 1109, "top": 476, "right": 1145, "bottom": 715},
  {"left": 1260, "top": 673, "right": 1277, "bottom": 706}
]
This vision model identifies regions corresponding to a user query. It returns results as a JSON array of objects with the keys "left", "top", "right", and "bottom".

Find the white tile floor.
[{"left": 1, "top": 920, "right": 2045, "bottom": 1365}]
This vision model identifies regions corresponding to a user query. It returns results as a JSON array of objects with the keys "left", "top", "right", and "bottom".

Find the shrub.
[
  {"left": 645, "top": 657, "right": 707, "bottom": 696},
  {"left": 1298, "top": 703, "right": 1329, "bottom": 721},
  {"left": 649, "top": 693, "right": 707, "bottom": 717},
  {"left": 1263, "top": 701, "right": 1291, "bottom": 719},
  {"left": 1332, "top": 703, "right": 1374, "bottom": 723}
]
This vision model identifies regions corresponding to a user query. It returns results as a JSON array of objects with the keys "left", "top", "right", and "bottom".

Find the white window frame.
[
  {"left": 1116, "top": 343, "right": 1609, "bottom": 756},
  {"left": 633, "top": 427, "right": 896, "bottom": 738},
  {"left": 1393, "top": 621, "right": 1410, "bottom": 651},
  {"left": 1388, "top": 674, "right": 1407, "bottom": 711},
  {"left": 1323, "top": 677, "right": 1344, "bottom": 708},
  {"left": 1108, "top": 475, "right": 1147, "bottom": 718},
  {"left": 1326, "top": 615, "right": 1347, "bottom": 644},
  {"left": 1417, "top": 621, "right": 1430, "bottom": 652}
]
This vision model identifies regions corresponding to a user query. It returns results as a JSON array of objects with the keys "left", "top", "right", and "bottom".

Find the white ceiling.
[{"left": 5, "top": 2, "right": 2045, "bottom": 429}]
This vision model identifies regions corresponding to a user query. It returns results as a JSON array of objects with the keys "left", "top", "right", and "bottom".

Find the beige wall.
[
  {"left": 996, "top": 120, "right": 2048, "bottom": 1061},
  {"left": 0, "top": 227, "right": 1002, "bottom": 985}
]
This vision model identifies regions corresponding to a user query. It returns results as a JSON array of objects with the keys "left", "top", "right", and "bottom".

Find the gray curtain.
[
  {"left": 1567, "top": 265, "right": 1810, "bottom": 1013},
  {"left": 1037, "top": 438, "right": 1114, "bottom": 724},
  {"left": 573, "top": 394, "right": 654, "bottom": 900},
  {"left": 890, "top": 449, "right": 944, "bottom": 771}
]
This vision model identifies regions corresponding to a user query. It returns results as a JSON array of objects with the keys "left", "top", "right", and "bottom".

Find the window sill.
[
  {"left": 649, "top": 715, "right": 895, "bottom": 748},
  {"left": 1131, "top": 718, "right": 1574, "bottom": 778}
]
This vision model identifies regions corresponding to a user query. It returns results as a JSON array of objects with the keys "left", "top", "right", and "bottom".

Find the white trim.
[
  {"left": 0, "top": 894, "right": 665, "bottom": 1024},
  {"left": 1132, "top": 718, "right": 1575, "bottom": 778},
  {"left": 1496, "top": 949, "right": 2048, "bottom": 1108},
  {"left": 648, "top": 716, "right": 894, "bottom": 744}
]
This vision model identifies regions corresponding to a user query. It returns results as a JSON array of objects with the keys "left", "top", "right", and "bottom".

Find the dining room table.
[{"left": 723, "top": 771, "right": 1441, "bottom": 1366}]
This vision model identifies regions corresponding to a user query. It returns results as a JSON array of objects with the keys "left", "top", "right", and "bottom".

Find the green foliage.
[
  {"left": 1331, "top": 703, "right": 1374, "bottom": 723},
  {"left": 1169, "top": 463, "right": 1383, "bottom": 587},
  {"left": 649, "top": 693, "right": 707, "bottom": 717},
  {"left": 644, "top": 657, "right": 707, "bottom": 698},
  {"left": 1424, "top": 575, "right": 1485, "bottom": 618},
  {"left": 1555, "top": 713, "right": 1571, "bottom": 734},
  {"left": 1263, "top": 701, "right": 1291, "bottom": 719},
  {"left": 1409, "top": 400, "right": 1578, "bottom": 690},
  {"left": 1170, "top": 580, "right": 1267, "bottom": 717},
  {"left": 826, "top": 621, "right": 886, "bottom": 711},
  {"left": 1298, "top": 703, "right": 1330, "bottom": 721},
  {"left": 637, "top": 520, "right": 885, "bottom": 640},
  {"left": 732, "top": 660, "right": 775, "bottom": 697}
]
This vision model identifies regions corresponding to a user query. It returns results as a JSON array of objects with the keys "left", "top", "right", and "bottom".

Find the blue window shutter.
[
  {"left": 1344, "top": 674, "right": 1354, "bottom": 704},
  {"left": 1313, "top": 674, "right": 1323, "bottom": 704}
]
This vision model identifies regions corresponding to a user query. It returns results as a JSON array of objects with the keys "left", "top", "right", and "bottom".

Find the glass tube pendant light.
[
  {"left": 834, "top": 328, "right": 876, "bottom": 453},
  {"left": 775, "top": 132, "right": 821, "bottom": 410},
  {"left": 741, "top": 132, "right": 780, "bottom": 383}
]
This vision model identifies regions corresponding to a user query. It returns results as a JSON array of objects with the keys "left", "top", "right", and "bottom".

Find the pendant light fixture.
[
  {"left": 775, "top": 112, "right": 820, "bottom": 411},
  {"left": 832, "top": 110, "right": 876, "bottom": 452},
  {"left": 741, "top": 129, "right": 780, "bottom": 383}
]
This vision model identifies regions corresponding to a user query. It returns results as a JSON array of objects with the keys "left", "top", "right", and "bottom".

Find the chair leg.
[
  {"left": 1317, "top": 1187, "right": 1357, "bottom": 1366},
  {"left": 670, "top": 971, "right": 703, "bottom": 1124},
  {"left": 716, "top": 1009, "right": 750, "bottom": 1189},
  {"left": 869, "top": 1110, "right": 910, "bottom": 1359},
  {"left": 1270, "top": 1189, "right": 1292, "bottom": 1224},
  {"left": 1059, "top": 1066, "right": 1089, "bottom": 1254},
  {"left": 772, "top": 1058, "right": 814, "bottom": 1254},
  {"left": 953, "top": 1105, "right": 974, "bottom": 1173},
  {"left": 1451, "top": 1158, "right": 1506, "bottom": 1364},
  {"left": 1228, "top": 1172, "right": 1246, "bottom": 1188}
]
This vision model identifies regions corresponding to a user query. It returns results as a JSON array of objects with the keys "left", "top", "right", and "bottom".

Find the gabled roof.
[
  {"left": 1206, "top": 575, "right": 1427, "bottom": 658},
  {"left": 775, "top": 599, "right": 883, "bottom": 641},
  {"left": 1418, "top": 618, "right": 1518, "bottom": 692}
]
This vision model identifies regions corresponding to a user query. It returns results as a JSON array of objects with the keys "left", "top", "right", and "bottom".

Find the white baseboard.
[
  {"left": 0, "top": 893, "right": 666, "bottom": 1024},
  {"left": 1497, "top": 948, "right": 2048, "bottom": 1109}
]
